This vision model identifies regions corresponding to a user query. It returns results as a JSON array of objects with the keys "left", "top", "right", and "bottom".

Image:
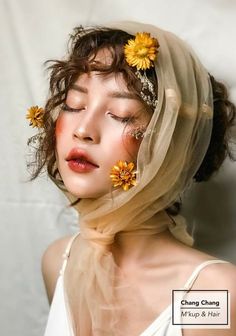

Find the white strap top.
[{"left": 43, "top": 232, "right": 229, "bottom": 336}]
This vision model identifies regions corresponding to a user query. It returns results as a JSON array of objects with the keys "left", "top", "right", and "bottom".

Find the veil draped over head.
[{"left": 63, "top": 21, "right": 213, "bottom": 335}]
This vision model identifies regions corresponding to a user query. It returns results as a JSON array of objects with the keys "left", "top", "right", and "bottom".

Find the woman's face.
[{"left": 55, "top": 71, "right": 151, "bottom": 199}]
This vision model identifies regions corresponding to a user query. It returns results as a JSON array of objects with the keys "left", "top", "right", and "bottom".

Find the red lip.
[{"left": 66, "top": 148, "right": 99, "bottom": 173}]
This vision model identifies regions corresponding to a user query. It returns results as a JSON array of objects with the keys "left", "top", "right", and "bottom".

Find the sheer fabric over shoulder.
[{"left": 43, "top": 232, "right": 229, "bottom": 336}]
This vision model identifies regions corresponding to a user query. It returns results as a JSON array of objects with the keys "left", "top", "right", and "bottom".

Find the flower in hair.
[
  {"left": 110, "top": 161, "right": 137, "bottom": 191},
  {"left": 124, "top": 32, "right": 159, "bottom": 70},
  {"left": 26, "top": 105, "right": 44, "bottom": 128}
]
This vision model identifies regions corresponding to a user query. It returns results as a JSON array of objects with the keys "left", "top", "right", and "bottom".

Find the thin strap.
[
  {"left": 59, "top": 232, "right": 80, "bottom": 276},
  {"left": 183, "top": 259, "right": 229, "bottom": 290}
]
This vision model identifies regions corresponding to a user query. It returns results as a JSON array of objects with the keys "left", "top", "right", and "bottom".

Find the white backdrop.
[{"left": 1, "top": 0, "right": 236, "bottom": 335}]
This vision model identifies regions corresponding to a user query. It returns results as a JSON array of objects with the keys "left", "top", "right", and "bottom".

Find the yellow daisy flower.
[
  {"left": 110, "top": 160, "right": 137, "bottom": 191},
  {"left": 26, "top": 105, "right": 44, "bottom": 128},
  {"left": 124, "top": 32, "right": 159, "bottom": 70}
]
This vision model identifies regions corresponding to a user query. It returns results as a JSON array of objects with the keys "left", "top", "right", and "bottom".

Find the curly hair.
[{"left": 27, "top": 26, "right": 236, "bottom": 207}]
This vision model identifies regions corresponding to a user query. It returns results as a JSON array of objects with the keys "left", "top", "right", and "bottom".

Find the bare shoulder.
[
  {"left": 171, "top": 237, "right": 236, "bottom": 288},
  {"left": 181, "top": 245, "right": 236, "bottom": 309},
  {"left": 196, "top": 261, "right": 236, "bottom": 310},
  {"left": 192, "top": 258, "right": 236, "bottom": 292},
  {"left": 184, "top": 260, "right": 236, "bottom": 335},
  {"left": 168, "top": 239, "right": 236, "bottom": 334},
  {"left": 41, "top": 234, "right": 75, "bottom": 305}
]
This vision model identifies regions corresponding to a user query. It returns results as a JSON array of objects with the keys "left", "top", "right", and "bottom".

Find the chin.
[
  {"left": 61, "top": 173, "right": 112, "bottom": 199},
  {"left": 65, "top": 184, "right": 110, "bottom": 200}
]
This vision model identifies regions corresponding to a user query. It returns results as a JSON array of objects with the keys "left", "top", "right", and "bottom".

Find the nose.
[{"left": 73, "top": 109, "right": 100, "bottom": 144}]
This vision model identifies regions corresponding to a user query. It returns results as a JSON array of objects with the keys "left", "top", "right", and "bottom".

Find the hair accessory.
[
  {"left": 129, "top": 126, "right": 146, "bottom": 139},
  {"left": 26, "top": 105, "right": 44, "bottom": 128},
  {"left": 124, "top": 32, "right": 159, "bottom": 70},
  {"left": 135, "top": 70, "right": 158, "bottom": 108},
  {"left": 124, "top": 32, "right": 159, "bottom": 109},
  {"left": 129, "top": 126, "right": 158, "bottom": 139},
  {"left": 110, "top": 160, "right": 137, "bottom": 191}
]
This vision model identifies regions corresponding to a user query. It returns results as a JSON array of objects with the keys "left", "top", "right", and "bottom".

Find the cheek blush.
[
  {"left": 55, "top": 114, "right": 65, "bottom": 137},
  {"left": 123, "top": 132, "right": 142, "bottom": 157}
]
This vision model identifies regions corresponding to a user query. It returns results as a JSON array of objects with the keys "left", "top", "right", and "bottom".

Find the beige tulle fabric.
[{"left": 63, "top": 21, "right": 213, "bottom": 335}]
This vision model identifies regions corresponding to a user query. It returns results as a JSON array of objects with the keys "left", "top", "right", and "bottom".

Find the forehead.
[{"left": 74, "top": 71, "right": 129, "bottom": 93}]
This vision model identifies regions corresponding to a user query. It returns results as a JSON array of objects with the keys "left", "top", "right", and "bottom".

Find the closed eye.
[
  {"left": 108, "top": 112, "right": 135, "bottom": 124},
  {"left": 62, "top": 103, "right": 85, "bottom": 113}
]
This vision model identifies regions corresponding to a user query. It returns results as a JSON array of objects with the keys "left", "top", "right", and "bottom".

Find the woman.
[{"left": 27, "top": 22, "right": 236, "bottom": 335}]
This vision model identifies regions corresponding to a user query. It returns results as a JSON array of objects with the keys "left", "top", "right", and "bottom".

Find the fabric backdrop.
[{"left": 0, "top": 0, "right": 235, "bottom": 335}]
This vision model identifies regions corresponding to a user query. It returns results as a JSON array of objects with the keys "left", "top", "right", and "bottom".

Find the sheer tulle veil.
[{"left": 62, "top": 21, "right": 213, "bottom": 335}]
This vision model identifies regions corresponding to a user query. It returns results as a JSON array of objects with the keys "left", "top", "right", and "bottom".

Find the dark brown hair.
[
  {"left": 27, "top": 26, "right": 236, "bottom": 203},
  {"left": 193, "top": 74, "right": 236, "bottom": 182}
]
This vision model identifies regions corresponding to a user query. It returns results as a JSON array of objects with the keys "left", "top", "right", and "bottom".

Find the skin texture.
[{"left": 56, "top": 71, "right": 150, "bottom": 198}]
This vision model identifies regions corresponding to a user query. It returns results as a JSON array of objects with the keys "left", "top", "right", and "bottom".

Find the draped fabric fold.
[{"left": 62, "top": 21, "right": 213, "bottom": 335}]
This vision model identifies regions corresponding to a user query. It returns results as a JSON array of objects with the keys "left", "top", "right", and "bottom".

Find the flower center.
[
  {"left": 120, "top": 171, "right": 131, "bottom": 181},
  {"left": 135, "top": 46, "right": 148, "bottom": 57}
]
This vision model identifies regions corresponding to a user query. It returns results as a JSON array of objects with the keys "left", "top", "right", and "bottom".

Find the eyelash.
[
  {"left": 62, "top": 104, "right": 83, "bottom": 113},
  {"left": 62, "top": 104, "right": 134, "bottom": 124},
  {"left": 109, "top": 114, "right": 133, "bottom": 124}
]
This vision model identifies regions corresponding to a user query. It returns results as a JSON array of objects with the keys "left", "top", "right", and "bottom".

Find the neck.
[{"left": 111, "top": 212, "right": 173, "bottom": 268}]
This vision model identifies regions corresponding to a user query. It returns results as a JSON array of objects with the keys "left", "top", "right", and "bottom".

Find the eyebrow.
[
  {"left": 71, "top": 84, "right": 88, "bottom": 93},
  {"left": 109, "top": 91, "right": 137, "bottom": 100},
  {"left": 70, "top": 84, "right": 137, "bottom": 100}
]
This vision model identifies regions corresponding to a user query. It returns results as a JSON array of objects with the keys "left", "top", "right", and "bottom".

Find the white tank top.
[{"left": 43, "top": 232, "right": 229, "bottom": 336}]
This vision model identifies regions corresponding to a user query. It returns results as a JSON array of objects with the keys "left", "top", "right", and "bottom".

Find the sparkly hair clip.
[
  {"left": 129, "top": 125, "right": 158, "bottom": 140},
  {"left": 124, "top": 32, "right": 159, "bottom": 109},
  {"left": 129, "top": 125, "right": 146, "bottom": 139},
  {"left": 135, "top": 70, "right": 158, "bottom": 108}
]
